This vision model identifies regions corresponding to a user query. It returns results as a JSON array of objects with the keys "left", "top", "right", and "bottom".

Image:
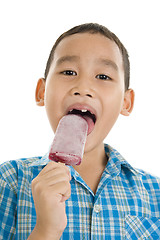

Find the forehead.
[{"left": 53, "top": 33, "right": 123, "bottom": 69}]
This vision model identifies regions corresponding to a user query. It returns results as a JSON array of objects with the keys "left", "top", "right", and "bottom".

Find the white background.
[{"left": 0, "top": 0, "right": 160, "bottom": 177}]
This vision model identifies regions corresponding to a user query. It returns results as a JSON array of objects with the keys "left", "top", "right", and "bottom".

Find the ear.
[
  {"left": 35, "top": 78, "right": 46, "bottom": 106},
  {"left": 120, "top": 89, "right": 135, "bottom": 116}
]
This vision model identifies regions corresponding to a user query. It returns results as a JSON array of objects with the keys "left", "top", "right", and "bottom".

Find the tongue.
[{"left": 82, "top": 115, "right": 95, "bottom": 135}]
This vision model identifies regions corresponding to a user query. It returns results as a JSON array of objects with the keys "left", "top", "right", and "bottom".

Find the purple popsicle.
[{"left": 49, "top": 114, "right": 88, "bottom": 165}]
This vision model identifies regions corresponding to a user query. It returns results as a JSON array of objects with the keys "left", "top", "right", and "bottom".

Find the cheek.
[
  {"left": 102, "top": 89, "right": 124, "bottom": 126},
  {"left": 44, "top": 84, "right": 63, "bottom": 132}
]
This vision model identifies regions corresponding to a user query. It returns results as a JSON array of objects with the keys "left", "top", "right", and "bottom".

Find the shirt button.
[
  {"left": 75, "top": 172, "right": 79, "bottom": 177},
  {"left": 94, "top": 205, "right": 101, "bottom": 213}
]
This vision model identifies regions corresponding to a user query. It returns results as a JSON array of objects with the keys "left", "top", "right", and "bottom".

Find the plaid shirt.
[{"left": 0, "top": 144, "right": 160, "bottom": 240}]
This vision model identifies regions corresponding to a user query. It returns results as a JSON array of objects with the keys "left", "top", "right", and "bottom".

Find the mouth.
[
  {"left": 68, "top": 109, "right": 96, "bottom": 124},
  {"left": 67, "top": 106, "right": 97, "bottom": 135}
]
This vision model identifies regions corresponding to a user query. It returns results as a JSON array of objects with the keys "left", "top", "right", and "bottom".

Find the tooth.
[{"left": 81, "top": 110, "right": 87, "bottom": 112}]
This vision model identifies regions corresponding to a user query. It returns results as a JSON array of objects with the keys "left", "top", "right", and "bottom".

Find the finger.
[
  {"left": 42, "top": 172, "right": 71, "bottom": 186},
  {"left": 58, "top": 163, "right": 71, "bottom": 179},
  {"left": 39, "top": 161, "right": 70, "bottom": 177},
  {"left": 38, "top": 161, "right": 58, "bottom": 176},
  {"left": 51, "top": 181, "right": 71, "bottom": 202},
  {"left": 39, "top": 167, "right": 69, "bottom": 180}
]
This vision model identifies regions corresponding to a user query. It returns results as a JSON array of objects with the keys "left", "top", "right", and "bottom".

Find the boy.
[{"left": 0, "top": 23, "right": 160, "bottom": 240}]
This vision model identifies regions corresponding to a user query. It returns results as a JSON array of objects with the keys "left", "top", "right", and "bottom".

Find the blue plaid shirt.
[{"left": 0, "top": 144, "right": 160, "bottom": 239}]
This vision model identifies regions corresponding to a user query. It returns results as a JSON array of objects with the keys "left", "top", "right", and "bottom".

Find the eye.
[
  {"left": 96, "top": 74, "right": 112, "bottom": 80},
  {"left": 61, "top": 70, "right": 77, "bottom": 76}
]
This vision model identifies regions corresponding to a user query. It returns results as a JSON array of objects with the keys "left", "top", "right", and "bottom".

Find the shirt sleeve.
[{"left": 0, "top": 164, "right": 17, "bottom": 240}]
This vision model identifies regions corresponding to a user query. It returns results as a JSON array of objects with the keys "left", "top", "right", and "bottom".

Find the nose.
[
  {"left": 70, "top": 78, "right": 95, "bottom": 98},
  {"left": 73, "top": 91, "right": 92, "bottom": 98}
]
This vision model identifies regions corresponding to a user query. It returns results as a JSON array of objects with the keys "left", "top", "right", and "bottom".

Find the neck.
[
  {"left": 73, "top": 142, "right": 108, "bottom": 194},
  {"left": 73, "top": 142, "right": 108, "bottom": 173}
]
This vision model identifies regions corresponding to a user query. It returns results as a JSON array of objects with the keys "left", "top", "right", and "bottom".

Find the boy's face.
[{"left": 36, "top": 33, "right": 134, "bottom": 154}]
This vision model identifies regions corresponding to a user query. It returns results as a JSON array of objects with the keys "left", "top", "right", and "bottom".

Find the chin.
[{"left": 84, "top": 138, "right": 104, "bottom": 155}]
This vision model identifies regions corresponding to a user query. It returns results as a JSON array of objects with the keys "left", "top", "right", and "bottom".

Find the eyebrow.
[
  {"left": 98, "top": 58, "right": 118, "bottom": 71},
  {"left": 56, "top": 55, "right": 118, "bottom": 71},
  {"left": 56, "top": 55, "right": 80, "bottom": 66}
]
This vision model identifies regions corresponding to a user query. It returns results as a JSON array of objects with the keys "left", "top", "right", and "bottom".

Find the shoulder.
[
  {"left": 138, "top": 169, "right": 160, "bottom": 193},
  {"left": 0, "top": 156, "right": 43, "bottom": 174},
  {"left": 105, "top": 144, "right": 160, "bottom": 199},
  {"left": 0, "top": 156, "right": 43, "bottom": 193},
  {"left": 124, "top": 166, "right": 160, "bottom": 204}
]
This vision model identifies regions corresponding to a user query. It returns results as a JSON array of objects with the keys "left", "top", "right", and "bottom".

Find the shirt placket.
[{"left": 91, "top": 197, "right": 104, "bottom": 240}]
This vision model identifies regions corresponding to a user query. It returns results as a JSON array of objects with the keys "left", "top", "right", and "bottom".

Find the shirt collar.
[
  {"left": 29, "top": 152, "right": 51, "bottom": 167},
  {"left": 104, "top": 144, "right": 143, "bottom": 177},
  {"left": 29, "top": 144, "right": 143, "bottom": 177}
]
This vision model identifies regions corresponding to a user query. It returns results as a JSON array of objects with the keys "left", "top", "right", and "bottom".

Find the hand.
[{"left": 31, "top": 161, "right": 71, "bottom": 239}]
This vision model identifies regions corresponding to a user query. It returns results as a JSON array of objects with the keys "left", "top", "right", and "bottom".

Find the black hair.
[{"left": 44, "top": 23, "right": 130, "bottom": 90}]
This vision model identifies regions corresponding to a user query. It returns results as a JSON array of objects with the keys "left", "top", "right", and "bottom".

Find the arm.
[
  {"left": 27, "top": 227, "right": 60, "bottom": 240},
  {"left": 0, "top": 168, "right": 17, "bottom": 239},
  {"left": 27, "top": 161, "right": 71, "bottom": 240}
]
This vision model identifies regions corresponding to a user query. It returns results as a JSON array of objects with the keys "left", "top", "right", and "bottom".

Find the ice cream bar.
[{"left": 49, "top": 114, "right": 88, "bottom": 165}]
